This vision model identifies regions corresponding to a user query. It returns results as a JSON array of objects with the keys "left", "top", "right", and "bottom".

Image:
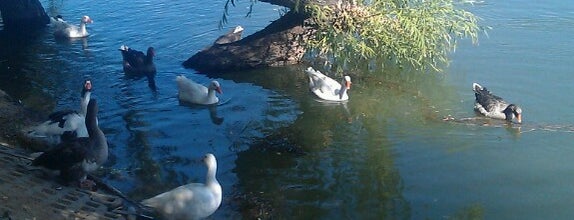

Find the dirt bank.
[{"left": 0, "top": 89, "right": 39, "bottom": 147}]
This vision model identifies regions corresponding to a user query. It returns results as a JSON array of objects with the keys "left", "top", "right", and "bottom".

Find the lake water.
[{"left": 1, "top": 0, "right": 573, "bottom": 219}]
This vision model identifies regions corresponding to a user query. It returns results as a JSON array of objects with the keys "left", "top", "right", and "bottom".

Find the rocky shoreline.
[{"left": 0, "top": 89, "right": 38, "bottom": 147}]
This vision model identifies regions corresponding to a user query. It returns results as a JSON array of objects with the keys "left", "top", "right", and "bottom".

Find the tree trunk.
[
  {"left": 0, "top": 0, "right": 49, "bottom": 30},
  {"left": 183, "top": 11, "right": 313, "bottom": 73}
]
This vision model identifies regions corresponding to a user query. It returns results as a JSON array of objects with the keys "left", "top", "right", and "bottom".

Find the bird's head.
[
  {"left": 147, "top": 47, "right": 155, "bottom": 57},
  {"left": 233, "top": 26, "right": 244, "bottom": 33},
  {"left": 82, "top": 16, "right": 93, "bottom": 24},
  {"left": 504, "top": 104, "right": 522, "bottom": 124},
  {"left": 344, "top": 76, "right": 352, "bottom": 90},
  {"left": 210, "top": 81, "right": 223, "bottom": 94},
  {"left": 82, "top": 80, "right": 92, "bottom": 96}
]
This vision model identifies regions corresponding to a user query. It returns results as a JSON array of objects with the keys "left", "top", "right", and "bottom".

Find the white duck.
[
  {"left": 25, "top": 80, "right": 93, "bottom": 146},
  {"left": 51, "top": 15, "right": 93, "bottom": 38},
  {"left": 473, "top": 83, "right": 522, "bottom": 123},
  {"left": 306, "top": 67, "right": 352, "bottom": 101},
  {"left": 141, "top": 153, "right": 222, "bottom": 220},
  {"left": 176, "top": 75, "right": 222, "bottom": 105}
]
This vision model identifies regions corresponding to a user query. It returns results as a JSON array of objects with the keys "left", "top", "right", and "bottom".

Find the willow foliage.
[{"left": 305, "top": 0, "right": 483, "bottom": 72}]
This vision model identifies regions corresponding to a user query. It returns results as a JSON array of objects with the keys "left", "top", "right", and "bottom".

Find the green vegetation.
[
  {"left": 222, "top": 0, "right": 484, "bottom": 72},
  {"left": 306, "top": 0, "right": 484, "bottom": 72}
]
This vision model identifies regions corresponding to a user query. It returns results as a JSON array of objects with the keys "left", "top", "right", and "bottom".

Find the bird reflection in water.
[
  {"left": 208, "top": 104, "right": 224, "bottom": 125},
  {"left": 179, "top": 101, "right": 225, "bottom": 125},
  {"left": 54, "top": 36, "right": 89, "bottom": 50},
  {"left": 443, "top": 115, "right": 522, "bottom": 138}
]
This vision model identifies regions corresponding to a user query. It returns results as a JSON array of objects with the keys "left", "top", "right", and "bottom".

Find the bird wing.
[
  {"left": 31, "top": 139, "right": 88, "bottom": 170},
  {"left": 50, "top": 17, "right": 69, "bottom": 30},
  {"left": 121, "top": 49, "right": 146, "bottom": 67},
  {"left": 141, "top": 183, "right": 217, "bottom": 220},
  {"left": 474, "top": 87, "right": 509, "bottom": 112},
  {"left": 177, "top": 76, "right": 208, "bottom": 94},
  {"left": 48, "top": 110, "right": 79, "bottom": 128},
  {"left": 306, "top": 68, "right": 339, "bottom": 95}
]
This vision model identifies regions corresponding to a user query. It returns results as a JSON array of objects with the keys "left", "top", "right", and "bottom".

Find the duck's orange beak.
[
  {"left": 345, "top": 81, "right": 352, "bottom": 90},
  {"left": 216, "top": 87, "right": 223, "bottom": 94},
  {"left": 516, "top": 114, "right": 522, "bottom": 124}
]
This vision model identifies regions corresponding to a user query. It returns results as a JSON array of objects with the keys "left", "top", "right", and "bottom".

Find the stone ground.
[
  {"left": 0, "top": 89, "right": 150, "bottom": 219},
  {"left": 0, "top": 143, "right": 139, "bottom": 220}
]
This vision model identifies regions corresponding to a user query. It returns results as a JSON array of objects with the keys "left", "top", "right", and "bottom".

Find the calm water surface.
[{"left": 1, "top": 0, "right": 573, "bottom": 219}]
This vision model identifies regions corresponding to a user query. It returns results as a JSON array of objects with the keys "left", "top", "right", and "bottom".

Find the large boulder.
[{"left": 183, "top": 11, "right": 312, "bottom": 73}]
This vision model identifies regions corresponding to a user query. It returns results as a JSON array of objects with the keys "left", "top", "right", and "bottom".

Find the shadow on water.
[
  {"left": 178, "top": 101, "right": 225, "bottom": 125},
  {"left": 0, "top": 27, "right": 95, "bottom": 115},
  {"left": 0, "top": 29, "right": 56, "bottom": 111},
  {"left": 122, "top": 73, "right": 158, "bottom": 92},
  {"left": 214, "top": 66, "right": 452, "bottom": 218},
  {"left": 54, "top": 36, "right": 89, "bottom": 50},
  {"left": 103, "top": 104, "right": 201, "bottom": 201}
]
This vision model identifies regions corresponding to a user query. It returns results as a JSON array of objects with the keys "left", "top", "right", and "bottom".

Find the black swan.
[{"left": 119, "top": 45, "right": 157, "bottom": 88}]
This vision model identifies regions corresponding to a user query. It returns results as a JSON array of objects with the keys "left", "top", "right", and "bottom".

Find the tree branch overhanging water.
[{"left": 212, "top": 0, "right": 485, "bottom": 73}]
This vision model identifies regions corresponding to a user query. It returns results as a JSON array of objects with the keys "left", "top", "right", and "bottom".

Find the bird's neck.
[
  {"left": 339, "top": 85, "right": 347, "bottom": 95},
  {"left": 86, "top": 112, "right": 100, "bottom": 137},
  {"left": 79, "top": 22, "right": 88, "bottom": 35},
  {"left": 205, "top": 164, "right": 221, "bottom": 202},
  {"left": 85, "top": 104, "right": 103, "bottom": 145},
  {"left": 80, "top": 92, "right": 91, "bottom": 115},
  {"left": 338, "top": 80, "right": 348, "bottom": 97},
  {"left": 207, "top": 89, "right": 218, "bottom": 101},
  {"left": 145, "top": 53, "right": 154, "bottom": 64},
  {"left": 205, "top": 164, "right": 218, "bottom": 186},
  {"left": 146, "top": 74, "right": 157, "bottom": 90},
  {"left": 87, "top": 114, "right": 107, "bottom": 159}
]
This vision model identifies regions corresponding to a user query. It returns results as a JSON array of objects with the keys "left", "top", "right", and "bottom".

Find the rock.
[
  {"left": 0, "top": 89, "right": 38, "bottom": 147},
  {"left": 183, "top": 11, "right": 312, "bottom": 73}
]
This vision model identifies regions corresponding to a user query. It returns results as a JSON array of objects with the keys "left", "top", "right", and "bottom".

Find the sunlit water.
[{"left": 0, "top": 0, "right": 573, "bottom": 219}]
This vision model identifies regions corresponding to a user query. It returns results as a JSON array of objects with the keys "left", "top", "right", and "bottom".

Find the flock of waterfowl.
[
  {"left": 19, "top": 14, "right": 522, "bottom": 220},
  {"left": 21, "top": 14, "right": 231, "bottom": 220}
]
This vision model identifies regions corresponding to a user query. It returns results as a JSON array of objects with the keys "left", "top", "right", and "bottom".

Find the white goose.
[
  {"left": 51, "top": 15, "right": 93, "bottom": 38},
  {"left": 25, "top": 80, "right": 93, "bottom": 146},
  {"left": 305, "top": 67, "right": 352, "bottom": 101},
  {"left": 176, "top": 75, "right": 222, "bottom": 105},
  {"left": 473, "top": 83, "right": 522, "bottom": 123},
  {"left": 141, "top": 153, "right": 222, "bottom": 220}
]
